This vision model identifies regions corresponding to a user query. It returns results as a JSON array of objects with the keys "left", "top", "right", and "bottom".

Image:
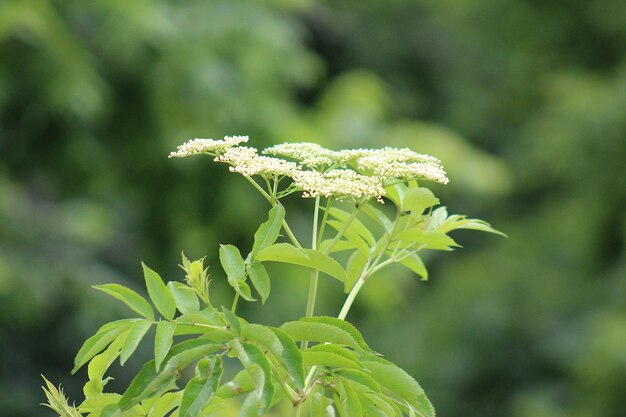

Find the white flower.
[
  {"left": 169, "top": 135, "right": 249, "bottom": 158},
  {"left": 215, "top": 146, "right": 299, "bottom": 177},
  {"left": 263, "top": 142, "right": 342, "bottom": 168},
  {"left": 340, "top": 147, "right": 448, "bottom": 184},
  {"left": 293, "top": 169, "right": 386, "bottom": 201}
]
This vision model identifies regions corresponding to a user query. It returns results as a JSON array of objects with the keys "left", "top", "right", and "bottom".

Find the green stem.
[
  {"left": 243, "top": 175, "right": 273, "bottom": 203},
  {"left": 322, "top": 203, "right": 363, "bottom": 255},
  {"left": 231, "top": 293, "right": 240, "bottom": 313},
  {"left": 316, "top": 198, "right": 333, "bottom": 248},
  {"left": 243, "top": 175, "right": 303, "bottom": 248},
  {"left": 304, "top": 197, "right": 321, "bottom": 317}
]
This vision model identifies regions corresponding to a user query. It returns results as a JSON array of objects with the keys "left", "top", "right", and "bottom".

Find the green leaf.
[
  {"left": 145, "top": 392, "right": 181, "bottom": 417},
  {"left": 271, "top": 327, "right": 306, "bottom": 390},
  {"left": 221, "top": 306, "right": 242, "bottom": 336},
  {"left": 398, "top": 253, "right": 428, "bottom": 281},
  {"left": 345, "top": 251, "right": 368, "bottom": 292},
  {"left": 219, "top": 244, "right": 255, "bottom": 301},
  {"left": 301, "top": 316, "right": 371, "bottom": 351},
  {"left": 73, "top": 319, "right": 134, "bottom": 374},
  {"left": 402, "top": 187, "right": 439, "bottom": 215},
  {"left": 251, "top": 203, "right": 285, "bottom": 257},
  {"left": 257, "top": 243, "right": 347, "bottom": 282},
  {"left": 310, "top": 392, "right": 335, "bottom": 417},
  {"left": 360, "top": 391, "right": 401, "bottom": 417},
  {"left": 229, "top": 339, "right": 274, "bottom": 415},
  {"left": 394, "top": 228, "right": 459, "bottom": 251},
  {"left": 154, "top": 321, "right": 176, "bottom": 371},
  {"left": 241, "top": 324, "right": 305, "bottom": 389},
  {"left": 303, "top": 350, "right": 360, "bottom": 369},
  {"left": 439, "top": 215, "right": 507, "bottom": 237},
  {"left": 306, "top": 343, "right": 361, "bottom": 364},
  {"left": 279, "top": 320, "right": 360, "bottom": 349},
  {"left": 118, "top": 339, "right": 222, "bottom": 410},
  {"left": 247, "top": 261, "right": 270, "bottom": 303},
  {"left": 362, "top": 205, "right": 393, "bottom": 232},
  {"left": 179, "top": 356, "right": 223, "bottom": 417},
  {"left": 363, "top": 359, "right": 434, "bottom": 417},
  {"left": 327, "top": 207, "right": 376, "bottom": 245},
  {"left": 336, "top": 369, "right": 381, "bottom": 393},
  {"left": 93, "top": 284, "right": 155, "bottom": 320},
  {"left": 327, "top": 220, "right": 370, "bottom": 255},
  {"left": 216, "top": 370, "right": 255, "bottom": 398},
  {"left": 335, "top": 378, "right": 363, "bottom": 417},
  {"left": 384, "top": 183, "right": 407, "bottom": 206},
  {"left": 142, "top": 263, "right": 176, "bottom": 320},
  {"left": 120, "top": 319, "right": 153, "bottom": 365},
  {"left": 167, "top": 281, "right": 200, "bottom": 315}
]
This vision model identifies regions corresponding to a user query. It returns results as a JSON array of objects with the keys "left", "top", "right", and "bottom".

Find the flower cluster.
[
  {"left": 169, "top": 135, "right": 249, "bottom": 158},
  {"left": 171, "top": 137, "right": 448, "bottom": 202},
  {"left": 215, "top": 147, "right": 298, "bottom": 178},
  {"left": 263, "top": 142, "right": 343, "bottom": 168},
  {"left": 293, "top": 169, "right": 386, "bottom": 201}
]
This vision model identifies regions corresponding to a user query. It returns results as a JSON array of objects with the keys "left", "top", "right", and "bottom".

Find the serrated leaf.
[
  {"left": 257, "top": 243, "right": 347, "bottom": 282},
  {"left": 93, "top": 284, "right": 154, "bottom": 320},
  {"left": 241, "top": 324, "right": 305, "bottom": 389},
  {"left": 360, "top": 391, "right": 400, "bottom": 417},
  {"left": 303, "top": 350, "right": 360, "bottom": 369},
  {"left": 221, "top": 306, "right": 242, "bottom": 336},
  {"left": 363, "top": 359, "right": 434, "bottom": 417},
  {"left": 219, "top": 244, "right": 256, "bottom": 301},
  {"left": 73, "top": 319, "right": 134, "bottom": 374},
  {"left": 251, "top": 204, "right": 285, "bottom": 257},
  {"left": 120, "top": 319, "right": 152, "bottom": 365},
  {"left": 167, "top": 281, "right": 199, "bottom": 315},
  {"left": 301, "top": 316, "right": 371, "bottom": 351},
  {"left": 179, "top": 356, "right": 223, "bottom": 417},
  {"left": 336, "top": 369, "right": 381, "bottom": 393},
  {"left": 394, "top": 228, "right": 459, "bottom": 251},
  {"left": 142, "top": 263, "right": 176, "bottom": 320},
  {"left": 146, "top": 392, "right": 181, "bottom": 417},
  {"left": 229, "top": 339, "right": 274, "bottom": 415},
  {"left": 247, "top": 261, "right": 270, "bottom": 303},
  {"left": 398, "top": 253, "right": 428, "bottom": 281},
  {"left": 327, "top": 220, "right": 370, "bottom": 255},
  {"left": 335, "top": 378, "right": 362, "bottom": 417},
  {"left": 87, "top": 330, "right": 126, "bottom": 383},
  {"left": 279, "top": 320, "right": 360, "bottom": 349},
  {"left": 118, "top": 339, "right": 222, "bottom": 410},
  {"left": 327, "top": 207, "right": 376, "bottom": 245},
  {"left": 154, "top": 321, "right": 176, "bottom": 371},
  {"left": 384, "top": 183, "right": 407, "bottom": 206},
  {"left": 402, "top": 187, "right": 439, "bottom": 215},
  {"left": 216, "top": 370, "right": 255, "bottom": 398},
  {"left": 362, "top": 205, "right": 393, "bottom": 232},
  {"left": 306, "top": 343, "right": 361, "bottom": 364}
]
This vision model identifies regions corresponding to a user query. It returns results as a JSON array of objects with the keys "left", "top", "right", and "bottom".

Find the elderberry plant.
[{"left": 42, "top": 136, "right": 504, "bottom": 417}]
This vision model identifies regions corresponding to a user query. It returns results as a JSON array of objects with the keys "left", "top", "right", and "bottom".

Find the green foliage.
[{"left": 42, "top": 139, "right": 502, "bottom": 416}]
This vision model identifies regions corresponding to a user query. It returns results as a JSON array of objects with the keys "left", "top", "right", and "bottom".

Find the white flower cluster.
[
  {"left": 293, "top": 169, "right": 385, "bottom": 201},
  {"left": 342, "top": 147, "right": 448, "bottom": 184},
  {"left": 263, "top": 142, "right": 342, "bottom": 168},
  {"left": 171, "top": 136, "right": 449, "bottom": 202},
  {"left": 169, "top": 135, "right": 249, "bottom": 158},
  {"left": 215, "top": 146, "right": 299, "bottom": 178}
]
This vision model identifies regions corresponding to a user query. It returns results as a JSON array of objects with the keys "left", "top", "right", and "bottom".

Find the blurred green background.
[{"left": 1, "top": 0, "right": 625, "bottom": 416}]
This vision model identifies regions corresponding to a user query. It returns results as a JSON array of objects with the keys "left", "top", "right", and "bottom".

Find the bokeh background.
[{"left": 1, "top": 1, "right": 625, "bottom": 416}]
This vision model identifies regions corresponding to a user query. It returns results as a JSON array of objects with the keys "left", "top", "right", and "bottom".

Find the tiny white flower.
[
  {"left": 293, "top": 169, "right": 386, "bottom": 202},
  {"left": 169, "top": 135, "right": 249, "bottom": 158},
  {"left": 339, "top": 147, "right": 448, "bottom": 184},
  {"left": 215, "top": 146, "right": 299, "bottom": 178},
  {"left": 263, "top": 142, "right": 342, "bottom": 168}
]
